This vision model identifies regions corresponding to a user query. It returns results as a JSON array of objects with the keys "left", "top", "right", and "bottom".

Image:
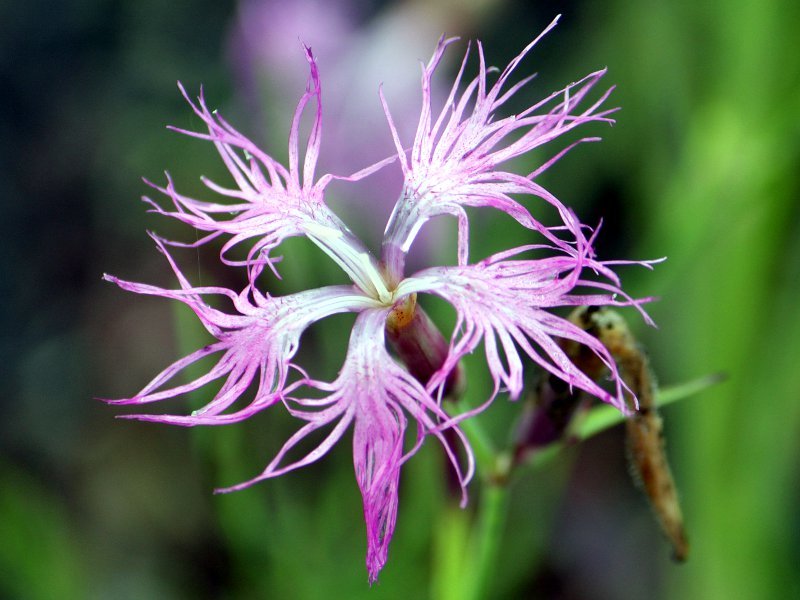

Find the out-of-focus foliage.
[{"left": 2, "top": 0, "right": 798, "bottom": 598}]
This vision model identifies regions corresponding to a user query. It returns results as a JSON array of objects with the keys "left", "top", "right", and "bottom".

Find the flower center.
[
  {"left": 385, "top": 292, "right": 417, "bottom": 333},
  {"left": 302, "top": 220, "right": 393, "bottom": 303}
]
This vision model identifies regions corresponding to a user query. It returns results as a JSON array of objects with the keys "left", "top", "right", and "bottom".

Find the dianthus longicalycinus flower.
[{"left": 103, "top": 16, "right": 659, "bottom": 582}]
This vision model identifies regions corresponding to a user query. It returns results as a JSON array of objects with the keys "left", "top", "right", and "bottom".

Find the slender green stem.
[
  {"left": 467, "top": 481, "right": 511, "bottom": 600},
  {"left": 445, "top": 373, "right": 721, "bottom": 598},
  {"left": 577, "top": 372, "right": 725, "bottom": 441},
  {"left": 444, "top": 402, "right": 498, "bottom": 476},
  {"left": 436, "top": 401, "right": 510, "bottom": 600},
  {"left": 526, "top": 373, "right": 724, "bottom": 471}
]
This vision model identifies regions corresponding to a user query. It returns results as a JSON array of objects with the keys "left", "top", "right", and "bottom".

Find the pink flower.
[{"left": 105, "top": 17, "right": 654, "bottom": 583}]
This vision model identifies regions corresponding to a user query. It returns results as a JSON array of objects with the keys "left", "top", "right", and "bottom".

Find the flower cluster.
[{"left": 105, "top": 16, "right": 654, "bottom": 582}]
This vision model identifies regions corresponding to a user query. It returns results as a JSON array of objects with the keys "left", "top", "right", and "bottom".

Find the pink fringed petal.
[
  {"left": 147, "top": 48, "right": 389, "bottom": 294},
  {"left": 380, "top": 16, "right": 617, "bottom": 279},
  {"left": 399, "top": 238, "right": 655, "bottom": 413},
  {"left": 212, "top": 309, "right": 474, "bottom": 583},
  {"left": 103, "top": 238, "right": 378, "bottom": 423}
]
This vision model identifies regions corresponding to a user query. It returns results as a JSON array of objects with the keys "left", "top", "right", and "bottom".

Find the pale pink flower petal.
[
  {"left": 103, "top": 237, "right": 379, "bottom": 423},
  {"left": 145, "top": 47, "right": 390, "bottom": 299},
  {"left": 398, "top": 234, "right": 655, "bottom": 413},
  {"left": 380, "top": 16, "right": 617, "bottom": 278},
  {"left": 211, "top": 309, "right": 474, "bottom": 583}
]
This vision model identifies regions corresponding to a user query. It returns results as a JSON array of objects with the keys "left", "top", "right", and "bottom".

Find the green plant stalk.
[
  {"left": 465, "top": 480, "right": 511, "bottom": 600},
  {"left": 523, "top": 372, "right": 722, "bottom": 472},
  {"left": 451, "top": 372, "right": 721, "bottom": 598}
]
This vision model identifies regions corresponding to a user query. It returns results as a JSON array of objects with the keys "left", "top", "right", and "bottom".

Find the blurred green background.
[{"left": 2, "top": 0, "right": 799, "bottom": 598}]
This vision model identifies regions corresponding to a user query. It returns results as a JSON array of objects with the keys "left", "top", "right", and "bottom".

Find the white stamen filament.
[{"left": 304, "top": 222, "right": 393, "bottom": 304}]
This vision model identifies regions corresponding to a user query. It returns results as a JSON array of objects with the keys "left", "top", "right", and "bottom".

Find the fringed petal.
[
  {"left": 104, "top": 241, "right": 378, "bottom": 423},
  {"left": 147, "top": 48, "right": 388, "bottom": 296},
  {"left": 399, "top": 239, "right": 656, "bottom": 413},
  {"left": 212, "top": 309, "right": 473, "bottom": 583},
  {"left": 380, "top": 16, "right": 616, "bottom": 279}
]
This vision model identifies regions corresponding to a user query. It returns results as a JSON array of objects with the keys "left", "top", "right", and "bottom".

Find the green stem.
[
  {"left": 467, "top": 481, "right": 511, "bottom": 600},
  {"left": 449, "top": 409, "right": 497, "bottom": 476},
  {"left": 445, "top": 373, "right": 721, "bottom": 598},
  {"left": 435, "top": 402, "right": 509, "bottom": 600},
  {"left": 526, "top": 372, "right": 724, "bottom": 472},
  {"left": 576, "top": 371, "right": 725, "bottom": 441}
]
